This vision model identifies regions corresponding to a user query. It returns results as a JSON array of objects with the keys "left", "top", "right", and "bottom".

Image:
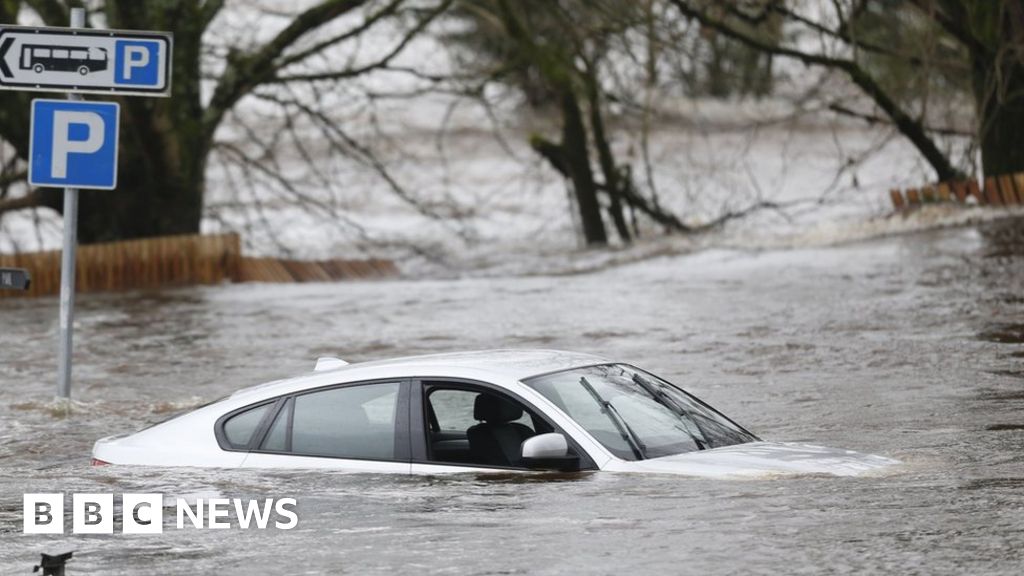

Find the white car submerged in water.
[{"left": 93, "top": 350, "right": 897, "bottom": 477}]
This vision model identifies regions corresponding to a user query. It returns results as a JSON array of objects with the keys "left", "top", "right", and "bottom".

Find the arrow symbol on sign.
[{"left": 0, "top": 36, "right": 14, "bottom": 79}]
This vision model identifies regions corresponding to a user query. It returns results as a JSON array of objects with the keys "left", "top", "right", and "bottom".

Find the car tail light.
[{"left": 91, "top": 458, "right": 110, "bottom": 466}]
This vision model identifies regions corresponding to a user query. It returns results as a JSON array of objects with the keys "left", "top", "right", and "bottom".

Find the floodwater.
[{"left": 1, "top": 220, "right": 1023, "bottom": 574}]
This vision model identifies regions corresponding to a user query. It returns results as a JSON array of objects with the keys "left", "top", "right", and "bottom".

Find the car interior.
[{"left": 425, "top": 386, "right": 554, "bottom": 468}]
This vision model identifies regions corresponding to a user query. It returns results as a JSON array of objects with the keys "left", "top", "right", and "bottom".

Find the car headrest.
[{"left": 474, "top": 394, "right": 523, "bottom": 423}]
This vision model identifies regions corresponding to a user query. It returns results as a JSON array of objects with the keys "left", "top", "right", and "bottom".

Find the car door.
[
  {"left": 238, "top": 379, "right": 412, "bottom": 472},
  {"left": 409, "top": 379, "right": 598, "bottom": 474}
]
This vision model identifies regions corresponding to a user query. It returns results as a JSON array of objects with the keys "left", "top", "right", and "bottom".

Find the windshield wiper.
[
  {"left": 631, "top": 373, "right": 708, "bottom": 450},
  {"left": 579, "top": 376, "right": 647, "bottom": 460}
]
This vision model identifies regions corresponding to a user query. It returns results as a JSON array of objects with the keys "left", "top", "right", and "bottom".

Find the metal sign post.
[
  {"left": 2, "top": 10, "right": 171, "bottom": 400},
  {"left": 55, "top": 8, "right": 85, "bottom": 400}
]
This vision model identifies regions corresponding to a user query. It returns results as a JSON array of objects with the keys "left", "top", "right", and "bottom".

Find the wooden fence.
[
  {"left": 891, "top": 173, "right": 1024, "bottom": 211},
  {"left": 237, "top": 257, "right": 398, "bottom": 283},
  {"left": 0, "top": 232, "right": 397, "bottom": 298}
]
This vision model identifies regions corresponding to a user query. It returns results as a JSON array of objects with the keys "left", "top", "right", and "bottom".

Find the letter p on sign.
[
  {"left": 115, "top": 40, "right": 162, "bottom": 87},
  {"left": 52, "top": 111, "right": 104, "bottom": 178},
  {"left": 29, "top": 99, "right": 120, "bottom": 190}
]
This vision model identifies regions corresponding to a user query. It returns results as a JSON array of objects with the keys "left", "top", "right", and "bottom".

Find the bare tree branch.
[
  {"left": 202, "top": 0, "right": 374, "bottom": 142},
  {"left": 828, "top": 102, "right": 972, "bottom": 137},
  {"left": 908, "top": 0, "right": 988, "bottom": 57},
  {"left": 270, "top": 0, "right": 453, "bottom": 84},
  {"left": 23, "top": 0, "right": 67, "bottom": 26},
  {"left": 0, "top": 168, "right": 26, "bottom": 190},
  {"left": 667, "top": 0, "right": 965, "bottom": 181},
  {"left": 200, "top": 0, "right": 227, "bottom": 31},
  {"left": 0, "top": 189, "right": 43, "bottom": 217},
  {"left": 271, "top": 0, "right": 407, "bottom": 72}
]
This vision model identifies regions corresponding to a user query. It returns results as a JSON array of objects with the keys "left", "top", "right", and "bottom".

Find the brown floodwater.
[{"left": 1, "top": 220, "right": 1023, "bottom": 574}]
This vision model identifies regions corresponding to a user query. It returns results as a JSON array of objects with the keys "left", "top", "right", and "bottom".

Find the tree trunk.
[
  {"left": 36, "top": 0, "right": 209, "bottom": 244},
  {"left": 583, "top": 67, "right": 631, "bottom": 243},
  {"left": 73, "top": 132, "right": 206, "bottom": 243},
  {"left": 971, "top": 41, "right": 1024, "bottom": 177},
  {"left": 560, "top": 91, "right": 607, "bottom": 246}
]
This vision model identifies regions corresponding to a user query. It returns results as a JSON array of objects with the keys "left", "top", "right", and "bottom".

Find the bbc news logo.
[{"left": 24, "top": 493, "right": 298, "bottom": 534}]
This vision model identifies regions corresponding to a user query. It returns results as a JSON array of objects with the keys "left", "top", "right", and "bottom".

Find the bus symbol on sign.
[
  {"left": 0, "top": 25, "right": 171, "bottom": 96},
  {"left": 21, "top": 44, "right": 108, "bottom": 75}
]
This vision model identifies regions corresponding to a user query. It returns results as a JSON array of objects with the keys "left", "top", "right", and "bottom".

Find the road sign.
[
  {"left": 4, "top": 9, "right": 173, "bottom": 401},
  {"left": 0, "top": 25, "right": 172, "bottom": 96},
  {"left": 29, "top": 99, "right": 120, "bottom": 190},
  {"left": 0, "top": 267, "right": 30, "bottom": 290}
]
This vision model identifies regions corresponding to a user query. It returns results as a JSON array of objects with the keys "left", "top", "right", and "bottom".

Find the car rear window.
[
  {"left": 290, "top": 382, "right": 400, "bottom": 460},
  {"left": 223, "top": 403, "right": 271, "bottom": 449}
]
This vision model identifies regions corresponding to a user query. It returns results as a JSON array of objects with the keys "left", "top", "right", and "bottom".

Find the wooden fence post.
[
  {"left": 921, "top": 185, "right": 936, "bottom": 202},
  {"left": 998, "top": 175, "right": 1018, "bottom": 205},
  {"left": 951, "top": 181, "right": 968, "bottom": 203},
  {"left": 890, "top": 189, "right": 906, "bottom": 210},
  {"left": 985, "top": 177, "right": 1002, "bottom": 205},
  {"left": 967, "top": 180, "right": 983, "bottom": 204}
]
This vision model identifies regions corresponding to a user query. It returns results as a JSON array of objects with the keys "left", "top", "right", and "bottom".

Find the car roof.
[
  {"left": 230, "top": 349, "right": 612, "bottom": 403},
  {"left": 324, "top": 349, "right": 610, "bottom": 380}
]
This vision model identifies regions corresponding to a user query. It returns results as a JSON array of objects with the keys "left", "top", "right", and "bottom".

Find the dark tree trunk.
[
  {"left": 973, "top": 65, "right": 1024, "bottom": 178},
  {"left": 30, "top": 1, "right": 208, "bottom": 243},
  {"left": 971, "top": 26, "right": 1024, "bottom": 177},
  {"left": 73, "top": 130, "right": 206, "bottom": 243},
  {"left": 560, "top": 91, "right": 607, "bottom": 246},
  {"left": 78, "top": 2, "right": 207, "bottom": 243},
  {"left": 583, "top": 68, "right": 631, "bottom": 243},
  {"left": 491, "top": 0, "right": 605, "bottom": 245}
]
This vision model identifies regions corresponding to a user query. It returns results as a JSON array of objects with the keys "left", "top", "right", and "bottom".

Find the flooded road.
[{"left": 1, "top": 220, "right": 1023, "bottom": 574}]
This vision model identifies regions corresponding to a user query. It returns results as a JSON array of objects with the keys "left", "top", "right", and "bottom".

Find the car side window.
[
  {"left": 222, "top": 403, "right": 271, "bottom": 449},
  {"left": 424, "top": 386, "right": 551, "bottom": 468},
  {"left": 260, "top": 398, "right": 291, "bottom": 452},
  {"left": 429, "top": 389, "right": 479, "bottom": 432},
  {"left": 429, "top": 389, "right": 535, "bottom": 432},
  {"left": 289, "top": 381, "right": 401, "bottom": 460}
]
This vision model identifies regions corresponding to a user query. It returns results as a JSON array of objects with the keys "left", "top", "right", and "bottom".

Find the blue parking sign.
[
  {"left": 114, "top": 40, "right": 161, "bottom": 87},
  {"left": 28, "top": 99, "right": 120, "bottom": 190}
]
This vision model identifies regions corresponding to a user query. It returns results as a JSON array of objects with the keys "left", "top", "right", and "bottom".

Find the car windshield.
[{"left": 524, "top": 364, "right": 757, "bottom": 460}]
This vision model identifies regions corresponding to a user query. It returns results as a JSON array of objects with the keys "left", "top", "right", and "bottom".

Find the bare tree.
[
  {"left": 0, "top": 0, "right": 451, "bottom": 244},
  {"left": 664, "top": 0, "right": 1024, "bottom": 182},
  {"left": 442, "top": 0, "right": 704, "bottom": 246}
]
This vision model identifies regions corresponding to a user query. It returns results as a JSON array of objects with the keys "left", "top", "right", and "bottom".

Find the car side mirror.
[{"left": 521, "top": 433, "right": 580, "bottom": 471}]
